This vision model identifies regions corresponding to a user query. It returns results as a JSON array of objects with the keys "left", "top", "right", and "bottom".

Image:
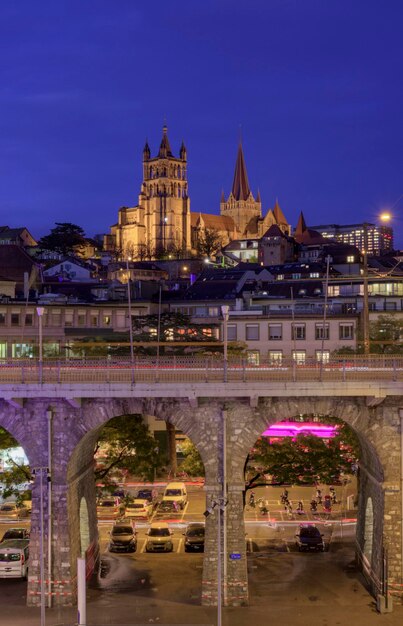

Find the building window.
[
  {"left": 347, "top": 255, "right": 355, "bottom": 263},
  {"left": 0, "top": 343, "right": 6, "bottom": 358},
  {"left": 227, "top": 324, "right": 237, "bottom": 341},
  {"left": 310, "top": 272, "right": 319, "bottom": 278},
  {"left": 277, "top": 274, "right": 284, "bottom": 281},
  {"left": 0, "top": 313, "right": 6, "bottom": 325},
  {"left": 292, "top": 350, "right": 306, "bottom": 365},
  {"left": 316, "top": 350, "right": 330, "bottom": 364},
  {"left": 12, "top": 343, "right": 33, "bottom": 358},
  {"left": 103, "top": 315, "right": 112, "bottom": 326},
  {"left": 268, "top": 350, "right": 283, "bottom": 365},
  {"left": 246, "top": 350, "right": 260, "bottom": 366},
  {"left": 65, "top": 312, "right": 74, "bottom": 327},
  {"left": 25, "top": 314, "right": 33, "bottom": 326},
  {"left": 11, "top": 313, "right": 20, "bottom": 326},
  {"left": 315, "top": 323, "right": 329, "bottom": 340},
  {"left": 50, "top": 312, "right": 61, "bottom": 326},
  {"left": 268, "top": 324, "right": 282, "bottom": 340},
  {"left": 246, "top": 324, "right": 260, "bottom": 341},
  {"left": 339, "top": 323, "right": 354, "bottom": 340},
  {"left": 91, "top": 315, "right": 99, "bottom": 327},
  {"left": 77, "top": 314, "right": 87, "bottom": 327},
  {"left": 208, "top": 307, "right": 219, "bottom": 317},
  {"left": 292, "top": 323, "right": 306, "bottom": 340}
]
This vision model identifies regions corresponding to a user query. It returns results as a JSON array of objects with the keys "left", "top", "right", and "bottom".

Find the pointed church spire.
[
  {"left": 273, "top": 198, "right": 288, "bottom": 225},
  {"left": 143, "top": 139, "right": 151, "bottom": 161},
  {"left": 180, "top": 140, "right": 187, "bottom": 161},
  {"left": 295, "top": 211, "right": 307, "bottom": 236},
  {"left": 158, "top": 124, "right": 172, "bottom": 158},
  {"left": 256, "top": 188, "right": 261, "bottom": 203},
  {"left": 232, "top": 142, "right": 251, "bottom": 201},
  {"left": 220, "top": 188, "right": 225, "bottom": 203}
]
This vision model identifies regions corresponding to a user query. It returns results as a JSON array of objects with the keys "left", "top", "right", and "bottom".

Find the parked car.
[
  {"left": 0, "top": 539, "right": 30, "bottom": 578},
  {"left": 183, "top": 523, "right": 205, "bottom": 552},
  {"left": 154, "top": 500, "right": 181, "bottom": 517},
  {"left": 0, "top": 503, "right": 30, "bottom": 519},
  {"left": 96, "top": 497, "right": 125, "bottom": 520},
  {"left": 125, "top": 499, "right": 153, "bottom": 520},
  {"left": 145, "top": 522, "right": 174, "bottom": 552},
  {"left": 295, "top": 525, "right": 325, "bottom": 552},
  {"left": 162, "top": 482, "right": 187, "bottom": 509},
  {"left": 108, "top": 522, "right": 137, "bottom": 553},
  {"left": 0, "top": 528, "right": 30, "bottom": 542},
  {"left": 137, "top": 489, "right": 159, "bottom": 507}
]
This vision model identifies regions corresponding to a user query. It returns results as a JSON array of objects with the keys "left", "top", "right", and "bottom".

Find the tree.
[
  {"left": 246, "top": 417, "right": 359, "bottom": 489},
  {"left": 179, "top": 440, "right": 204, "bottom": 476},
  {"left": 95, "top": 415, "right": 164, "bottom": 485},
  {"left": 0, "top": 428, "right": 31, "bottom": 502},
  {"left": 335, "top": 315, "right": 403, "bottom": 355},
  {"left": 196, "top": 228, "right": 224, "bottom": 259},
  {"left": 38, "top": 222, "right": 88, "bottom": 256}
]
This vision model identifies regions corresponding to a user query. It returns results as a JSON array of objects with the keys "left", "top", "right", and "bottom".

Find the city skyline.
[{"left": 1, "top": 1, "right": 402, "bottom": 247}]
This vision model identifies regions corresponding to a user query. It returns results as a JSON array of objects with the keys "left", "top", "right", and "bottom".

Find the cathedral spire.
[
  {"left": 231, "top": 142, "right": 251, "bottom": 201},
  {"left": 143, "top": 139, "right": 151, "bottom": 161},
  {"left": 158, "top": 124, "right": 173, "bottom": 158},
  {"left": 273, "top": 198, "right": 288, "bottom": 225},
  {"left": 295, "top": 211, "right": 307, "bottom": 236}
]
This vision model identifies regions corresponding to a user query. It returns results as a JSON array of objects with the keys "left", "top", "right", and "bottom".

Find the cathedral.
[{"left": 106, "top": 125, "right": 291, "bottom": 258}]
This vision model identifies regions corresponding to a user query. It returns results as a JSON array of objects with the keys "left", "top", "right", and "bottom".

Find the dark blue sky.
[{"left": 1, "top": 0, "right": 402, "bottom": 247}]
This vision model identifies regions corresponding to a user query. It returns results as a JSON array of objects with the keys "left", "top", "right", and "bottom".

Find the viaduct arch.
[{"left": 0, "top": 394, "right": 401, "bottom": 607}]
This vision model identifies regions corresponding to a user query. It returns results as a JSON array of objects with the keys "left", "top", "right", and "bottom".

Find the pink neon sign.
[{"left": 262, "top": 422, "right": 337, "bottom": 439}]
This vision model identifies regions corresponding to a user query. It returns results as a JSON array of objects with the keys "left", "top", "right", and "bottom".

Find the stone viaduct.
[{"left": 0, "top": 364, "right": 402, "bottom": 608}]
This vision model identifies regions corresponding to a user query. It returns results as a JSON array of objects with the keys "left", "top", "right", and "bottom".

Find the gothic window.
[{"left": 150, "top": 166, "right": 154, "bottom": 178}]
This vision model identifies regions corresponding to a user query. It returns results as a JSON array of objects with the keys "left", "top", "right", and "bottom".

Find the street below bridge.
[{"left": 2, "top": 481, "right": 402, "bottom": 626}]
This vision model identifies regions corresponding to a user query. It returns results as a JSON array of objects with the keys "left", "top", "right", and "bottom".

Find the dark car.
[
  {"left": 183, "top": 523, "right": 205, "bottom": 552},
  {"left": 295, "top": 525, "right": 325, "bottom": 552},
  {"left": 0, "top": 528, "right": 30, "bottom": 542},
  {"left": 108, "top": 522, "right": 137, "bottom": 553},
  {"left": 137, "top": 489, "right": 158, "bottom": 507}
]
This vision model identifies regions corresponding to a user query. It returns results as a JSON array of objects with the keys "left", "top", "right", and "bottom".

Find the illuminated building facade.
[{"left": 309, "top": 222, "right": 393, "bottom": 255}]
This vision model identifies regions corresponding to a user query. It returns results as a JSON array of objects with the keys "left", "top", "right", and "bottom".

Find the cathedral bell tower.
[
  {"left": 140, "top": 125, "right": 191, "bottom": 254},
  {"left": 220, "top": 141, "right": 261, "bottom": 236}
]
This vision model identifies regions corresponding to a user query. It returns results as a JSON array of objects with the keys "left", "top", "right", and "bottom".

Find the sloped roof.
[
  {"left": 192, "top": 212, "right": 236, "bottom": 231},
  {"left": 0, "top": 245, "right": 39, "bottom": 283},
  {"left": 261, "top": 224, "right": 287, "bottom": 239}
]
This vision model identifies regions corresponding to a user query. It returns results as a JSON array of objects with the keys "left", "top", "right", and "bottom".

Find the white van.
[
  {"left": 0, "top": 539, "right": 29, "bottom": 579},
  {"left": 162, "top": 482, "right": 188, "bottom": 509}
]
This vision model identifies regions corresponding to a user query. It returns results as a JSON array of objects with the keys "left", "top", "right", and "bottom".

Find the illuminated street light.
[
  {"left": 36, "top": 307, "right": 45, "bottom": 383},
  {"left": 125, "top": 258, "right": 134, "bottom": 365},
  {"left": 380, "top": 212, "right": 392, "bottom": 223}
]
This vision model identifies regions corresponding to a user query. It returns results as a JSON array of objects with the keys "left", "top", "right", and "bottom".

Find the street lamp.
[
  {"left": 32, "top": 466, "right": 49, "bottom": 626},
  {"left": 221, "top": 305, "right": 229, "bottom": 383},
  {"left": 125, "top": 258, "right": 134, "bottom": 365},
  {"left": 204, "top": 497, "right": 228, "bottom": 626},
  {"left": 362, "top": 223, "right": 370, "bottom": 355},
  {"left": 36, "top": 307, "right": 45, "bottom": 383}
]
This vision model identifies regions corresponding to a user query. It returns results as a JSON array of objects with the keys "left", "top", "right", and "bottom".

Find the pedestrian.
[
  {"left": 316, "top": 488, "right": 322, "bottom": 504},
  {"left": 330, "top": 487, "right": 337, "bottom": 504}
]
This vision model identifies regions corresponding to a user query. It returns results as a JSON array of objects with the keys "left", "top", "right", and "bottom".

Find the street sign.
[{"left": 229, "top": 552, "right": 241, "bottom": 560}]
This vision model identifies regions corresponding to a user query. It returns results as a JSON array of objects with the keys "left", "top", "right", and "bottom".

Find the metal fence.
[{"left": 0, "top": 355, "right": 402, "bottom": 384}]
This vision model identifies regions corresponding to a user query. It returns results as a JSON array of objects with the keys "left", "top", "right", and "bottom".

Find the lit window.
[
  {"left": 292, "top": 350, "right": 306, "bottom": 365},
  {"left": 316, "top": 350, "right": 330, "bottom": 364},
  {"left": 347, "top": 255, "right": 354, "bottom": 263},
  {"left": 268, "top": 350, "right": 282, "bottom": 364},
  {"left": 246, "top": 350, "right": 260, "bottom": 366}
]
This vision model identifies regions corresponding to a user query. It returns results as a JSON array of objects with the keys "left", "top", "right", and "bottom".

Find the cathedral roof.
[
  {"left": 191, "top": 212, "right": 237, "bottom": 232},
  {"left": 295, "top": 211, "right": 307, "bottom": 236},
  {"left": 231, "top": 142, "right": 251, "bottom": 201},
  {"left": 158, "top": 125, "right": 173, "bottom": 158}
]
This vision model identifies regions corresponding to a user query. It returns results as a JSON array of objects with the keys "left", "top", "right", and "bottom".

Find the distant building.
[
  {"left": 309, "top": 222, "right": 393, "bottom": 255},
  {"left": 0, "top": 226, "right": 37, "bottom": 248}
]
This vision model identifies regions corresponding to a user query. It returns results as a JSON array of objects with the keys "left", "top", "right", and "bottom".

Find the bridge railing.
[{"left": 0, "top": 355, "right": 402, "bottom": 384}]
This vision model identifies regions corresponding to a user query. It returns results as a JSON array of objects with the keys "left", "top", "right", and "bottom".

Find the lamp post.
[
  {"left": 125, "top": 258, "right": 134, "bottom": 365},
  {"left": 32, "top": 466, "right": 49, "bottom": 626},
  {"left": 362, "top": 223, "right": 370, "bottom": 355},
  {"left": 36, "top": 307, "right": 45, "bottom": 383},
  {"left": 221, "top": 305, "right": 229, "bottom": 383},
  {"left": 204, "top": 497, "right": 228, "bottom": 626},
  {"left": 319, "top": 255, "right": 331, "bottom": 380},
  {"left": 156, "top": 281, "right": 162, "bottom": 373}
]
